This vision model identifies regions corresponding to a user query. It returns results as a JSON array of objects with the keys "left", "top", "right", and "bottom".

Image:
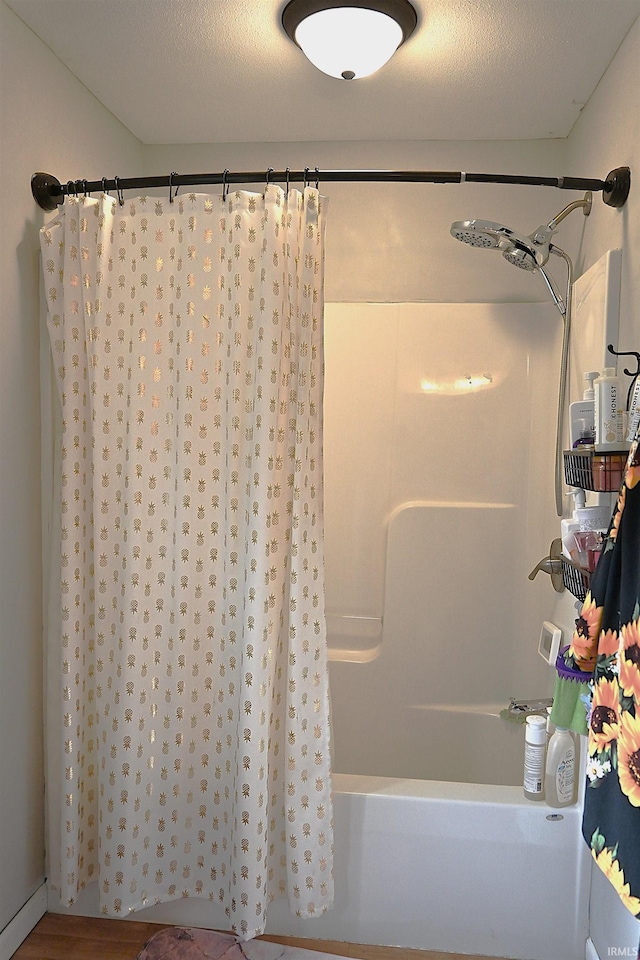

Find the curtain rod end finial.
[
  {"left": 32, "top": 172, "right": 63, "bottom": 211},
  {"left": 603, "top": 166, "right": 631, "bottom": 208}
]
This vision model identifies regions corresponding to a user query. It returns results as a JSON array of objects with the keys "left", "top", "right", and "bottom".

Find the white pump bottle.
[
  {"left": 561, "top": 488, "right": 585, "bottom": 560},
  {"left": 569, "top": 371, "right": 598, "bottom": 447}
]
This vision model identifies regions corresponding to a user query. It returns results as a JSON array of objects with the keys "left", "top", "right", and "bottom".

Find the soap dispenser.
[
  {"left": 561, "top": 488, "right": 585, "bottom": 560},
  {"left": 569, "top": 371, "right": 597, "bottom": 447}
]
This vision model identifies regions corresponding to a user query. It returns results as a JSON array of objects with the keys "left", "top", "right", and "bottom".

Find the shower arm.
[
  {"left": 546, "top": 193, "right": 593, "bottom": 232},
  {"left": 546, "top": 245, "right": 574, "bottom": 518},
  {"left": 531, "top": 192, "right": 593, "bottom": 256}
]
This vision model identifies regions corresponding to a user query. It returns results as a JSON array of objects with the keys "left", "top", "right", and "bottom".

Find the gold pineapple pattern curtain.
[{"left": 40, "top": 186, "right": 333, "bottom": 937}]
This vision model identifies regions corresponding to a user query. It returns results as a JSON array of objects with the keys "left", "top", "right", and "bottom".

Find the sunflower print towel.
[{"left": 565, "top": 436, "right": 640, "bottom": 917}]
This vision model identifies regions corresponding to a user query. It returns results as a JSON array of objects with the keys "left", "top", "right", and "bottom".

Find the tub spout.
[{"left": 508, "top": 697, "right": 553, "bottom": 718}]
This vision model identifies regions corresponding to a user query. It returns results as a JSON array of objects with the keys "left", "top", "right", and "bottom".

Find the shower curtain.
[{"left": 40, "top": 185, "right": 333, "bottom": 938}]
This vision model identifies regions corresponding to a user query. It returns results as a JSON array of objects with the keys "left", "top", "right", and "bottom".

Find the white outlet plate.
[{"left": 539, "top": 620, "right": 562, "bottom": 665}]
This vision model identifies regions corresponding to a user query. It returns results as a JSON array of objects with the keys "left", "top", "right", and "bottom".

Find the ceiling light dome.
[{"left": 282, "top": 0, "right": 418, "bottom": 80}]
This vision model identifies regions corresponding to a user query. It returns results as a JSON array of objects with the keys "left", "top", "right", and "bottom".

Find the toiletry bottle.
[
  {"left": 570, "top": 371, "right": 598, "bottom": 447},
  {"left": 545, "top": 726, "right": 576, "bottom": 807},
  {"left": 575, "top": 497, "right": 612, "bottom": 533},
  {"left": 561, "top": 488, "right": 585, "bottom": 560},
  {"left": 523, "top": 715, "right": 546, "bottom": 801},
  {"left": 595, "top": 367, "right": 625, "bottom": 451},
  {"left": 627, "top": 377, "right": 640, "bottom": 442}
]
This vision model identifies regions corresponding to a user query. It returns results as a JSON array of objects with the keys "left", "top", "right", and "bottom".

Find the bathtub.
[
  {"left": 264, "top": 773, "right": 592, "bottom": 960},
  {"left": 259, "top": 709, "right": 592, "bottom": 960},
  {"left": 58, "top": 709, "right": 590, "bottom": 960}
]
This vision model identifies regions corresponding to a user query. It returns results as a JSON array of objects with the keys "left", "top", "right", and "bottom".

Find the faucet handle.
[{"left": 528, "top": 538, "right": 564, "bottom": 593}]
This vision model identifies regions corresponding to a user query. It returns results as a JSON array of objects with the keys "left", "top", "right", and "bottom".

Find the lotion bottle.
[
  {"left": 569, "top": 371, "right": 598, "bottom": 447},
  {"left": 545, "top": 726, "right": 576, "bottom": 807},
  {"left": 595, "top": 367, "right": 625, "bottom": 451},
  {"left": 523, "top": 715, "right": 546, "bottom": 801}
]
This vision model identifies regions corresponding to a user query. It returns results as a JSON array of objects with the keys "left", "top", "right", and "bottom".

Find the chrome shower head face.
[
  {"left": 502, "top": 244, "right": 538, "bottom": 272},
  {"left": 450, "top": 219, "right": 510, "bottom": 249}
]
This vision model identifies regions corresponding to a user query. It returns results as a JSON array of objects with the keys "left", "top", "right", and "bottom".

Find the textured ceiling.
[{"left": 6, "top": 0, "right": 640, "bottom": 144}]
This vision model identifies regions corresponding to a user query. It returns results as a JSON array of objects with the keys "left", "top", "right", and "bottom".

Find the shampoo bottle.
[
  {"left": 523, "top": 715, "right": 546, "bottom": 801},
  {"left": 570, "top": 371, "right": 598, "bottom": 447},
  {"left": 545, "top": 726, "right": 576, "bottom": 807},
  {"left": 595, "top": 367, "right": 625, "bottom": 451}
]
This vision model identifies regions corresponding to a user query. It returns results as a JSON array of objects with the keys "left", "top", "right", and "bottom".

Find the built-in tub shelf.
[
  {"left": 561, "top": 557, "right": 591, "bottom": 602},
  {"left": 563, "top": 448, "right": 628, "bottom": 491}
]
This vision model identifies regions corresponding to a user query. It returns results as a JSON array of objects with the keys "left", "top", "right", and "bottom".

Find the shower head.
[
  {"left": 450, "top": 219, "right": 500, "bottom": 248},
  {"left": 450, "top": 219, "right": 547, "bottom": 270},
  {"left": 450, "top": 191, "right": 592, "bottom": 275},
  {"left": 502, "top": 244, "right": 538, "bottom": 272},
  {"left": 451, "top": 217, "right": 566, "bottom": 311}
]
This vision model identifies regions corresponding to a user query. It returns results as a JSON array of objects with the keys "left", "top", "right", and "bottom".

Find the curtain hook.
[
  {"left": 82, "top": 179, "right": 89, "bottom": 199},
  {"left": 101, "top": 177, "right": 110, "bottom": 196},
  {"left": 67, "top": 180, "right": 76, "bottom": 200},
  {"left": 168, "top": 171, "right": 179, "bottom": 204},
  {"left": 265, "top": 167, "right": 273, "bottom": 189},
  {"left": 222, "top": 169, "right": 229, "bottom": 201},
  {"left": 114, "top": 176, "right": 124, "bottom": 206},
  {"left": 303, "top": 167, "right": 310, "bottom": 189},
  {"left": 314, "top": 167, "right": 320, "bottom": 190},
  {"left": 285, "top": 167, "right": 290, "bottom": 194}
]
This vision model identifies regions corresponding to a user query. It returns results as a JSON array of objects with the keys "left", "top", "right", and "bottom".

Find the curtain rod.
[{"left": 31, "top": 166, "right": 631, "bottom": 212}]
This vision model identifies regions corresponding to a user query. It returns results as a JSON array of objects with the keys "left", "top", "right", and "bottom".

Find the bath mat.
[{"left": 136, "top": 926, "right": 348, "bottom": 960}]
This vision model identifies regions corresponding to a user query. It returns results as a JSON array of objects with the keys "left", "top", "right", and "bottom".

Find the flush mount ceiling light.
[{"left": 282, "top": 0, "right": 418, "bottom": 80}]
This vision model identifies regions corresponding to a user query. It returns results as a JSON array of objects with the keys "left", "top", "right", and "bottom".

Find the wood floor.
[{"left": 11, "top": 913, "right": 507, "bottom": 960}]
